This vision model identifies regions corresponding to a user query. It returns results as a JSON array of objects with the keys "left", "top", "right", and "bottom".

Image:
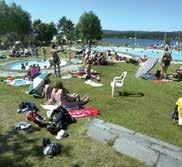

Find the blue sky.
[{"left": 5, "top": 0, "right": 182, "bottom": 31}]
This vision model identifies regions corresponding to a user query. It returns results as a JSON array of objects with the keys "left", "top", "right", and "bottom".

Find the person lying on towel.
[{"left": 46, "top": 80, "right": 90, "bottom": 109}]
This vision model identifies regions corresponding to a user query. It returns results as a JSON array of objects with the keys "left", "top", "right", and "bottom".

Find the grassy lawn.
[
  {"left": 0, "top": 53, "right": 181, "bottom": 166},
  {"left": 0, "top": 57, "right": 146, "bottom": 167}
]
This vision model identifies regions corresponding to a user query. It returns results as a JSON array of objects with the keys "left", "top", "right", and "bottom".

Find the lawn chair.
[{"left": 111, "top": 71, "right": 127, "bottom": 97}]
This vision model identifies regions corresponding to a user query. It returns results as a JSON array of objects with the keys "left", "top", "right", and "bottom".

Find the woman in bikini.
[{"left": 47, "top": 80, "right": 89, "bottom": 109}]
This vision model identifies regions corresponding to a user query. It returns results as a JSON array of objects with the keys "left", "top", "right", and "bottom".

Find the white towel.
[
  {"left": 85, "top": 80, "right": 103, "bottom": 87},
  {"left": 41, "top": 104, "right": 58, "bottom": 111}
]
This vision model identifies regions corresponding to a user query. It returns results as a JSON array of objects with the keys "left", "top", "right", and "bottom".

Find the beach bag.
[
  {"left": 46, "top": 123, "right": 60, "bottom": 135},
  {"left": 52, "top": 106, "right": 75, "bottom": 129},
  {"left": 42, "top": 138, "right": 60, "bottom": 156},
  {"left": 15, "top": 122, "right": 31, "bottom": 130},
  {"left": 27, "top": 111, "right": 45, "bottom": 127},
  {"left": 56, "top": 130, "right": 68, "bottom": 140},
  {"left": 18, "top": 101, "right": 38, "bottom": 113}
]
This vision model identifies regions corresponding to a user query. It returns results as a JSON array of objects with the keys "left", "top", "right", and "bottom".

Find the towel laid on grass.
[
  {"left": 5, "top": 79, "right": 31, "bottom": 86},
  {"left": 85, "top": 80, "right": 103, "bottom": 87},
  {"left": 41, "top": 105, "right": 99, "bottom": 118},
  {"left": 153, "top": 79, "right": 173, "bottom": 84},
  {"left": 61, "top": 74, "right": 72, "bottom": 80}
]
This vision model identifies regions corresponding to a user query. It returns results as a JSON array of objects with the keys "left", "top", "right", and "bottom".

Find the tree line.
[
  {"left": 103, "top": 30, "right": 182, "bottom": 41},
  {"left": 0, "top": 0, "right": 102, "bottom": 49}
]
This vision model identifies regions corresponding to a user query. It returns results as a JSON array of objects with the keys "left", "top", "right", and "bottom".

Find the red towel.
[{"left": 68, "top": 107, "right": 100, "bottom": 118}]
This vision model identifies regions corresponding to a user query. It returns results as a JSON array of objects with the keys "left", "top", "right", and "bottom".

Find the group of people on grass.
[
  {"left": 25, "top": 64, "right": 41, "bottom": 80},
  {"left": 10, "top": 46, "right": 47, "bottom": 59},
  {"left": 44, "top": 79, "right": 90, "bottom": 110}
]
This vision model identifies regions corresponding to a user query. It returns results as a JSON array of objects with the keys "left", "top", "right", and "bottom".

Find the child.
[{"left": 21, "top": 63, "right": 26, "bottom": 70}]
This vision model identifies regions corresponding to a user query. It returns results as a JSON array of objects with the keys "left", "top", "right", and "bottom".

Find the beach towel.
[
  {"left": 85, "top": 80, "right": 103, "bottom": 87},
  {"left": 41, "top": 105, "right": 99, "bottom": 118},
  {"left": 61, "top": 74, "right": 72, "bottom": 79},
  {"left": 5, "top": 79, "right": 31, "bottom": 86},
  {"left": 153, "top": 79, "right": 172, "bottom": 84},
  {"left": 68, "top": 107, "right": 100, "bottom": 118}
]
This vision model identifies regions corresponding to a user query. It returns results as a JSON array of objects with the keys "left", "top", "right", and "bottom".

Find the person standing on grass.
[
  {"left": 160, "top": 45, "right": 172, "bottom": 79},
  {"left": 42, "top": 47, "right": 47, "bottom": 60},
  {"left": 36, "top": 47, "right": 39, "bottom": 59},
  {"left": 50, "top": 44, "right": 61, "bottom": 77}
]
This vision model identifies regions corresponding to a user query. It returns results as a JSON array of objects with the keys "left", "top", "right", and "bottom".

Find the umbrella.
[
  {"left": 135, "top": 58, "right": 159, "bottom": 79},
  {"left": 28, "top": 72, "right": 50, "bottom": 94}
]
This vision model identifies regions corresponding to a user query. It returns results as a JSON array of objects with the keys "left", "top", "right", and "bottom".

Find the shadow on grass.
[
  {"left": 119, "top": 91, "right": 144, "bottom": 97},
  {"left": 0, "top": 128, "right": 44, "bottom": 167}
]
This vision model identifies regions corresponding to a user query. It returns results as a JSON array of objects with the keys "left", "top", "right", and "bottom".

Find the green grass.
[
  {"left": 0, "top": 53, "right": 181, "bottom": 166},
  {"left": 0, "top": 58, "right": 147, "bottom": 166}
]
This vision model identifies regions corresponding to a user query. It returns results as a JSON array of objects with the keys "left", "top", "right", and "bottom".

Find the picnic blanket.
[
  {"left": 85, "top": 80, "right": 103, "bottom": 87},
  {"left": 41, "top": 105, "right": 99, "bottom": 118}
]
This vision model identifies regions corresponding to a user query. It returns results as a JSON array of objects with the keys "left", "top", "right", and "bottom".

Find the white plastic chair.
[{"left": 111, "top": 71, "right": 127, "bottom": 97}]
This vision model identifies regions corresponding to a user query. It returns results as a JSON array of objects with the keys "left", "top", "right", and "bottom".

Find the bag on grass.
[
  {"left": 42, "top": 138, "right": 60, "bottom": 156},
  {"left": 18, "top": 101, "right": 38, "bottom": 113},
  {"left": 27, "top": 111, "right": 45, "bottom": 127},
  {"left": 52, "top": 106, "right": 75, "bottom": 129},
  {"left": 46, "top": 123, "right": 61, "bottom": 135}
]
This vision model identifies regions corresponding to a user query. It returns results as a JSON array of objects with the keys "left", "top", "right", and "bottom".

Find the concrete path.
[{"left": 87, "top": 119, "right": 182, "bottom": 167}]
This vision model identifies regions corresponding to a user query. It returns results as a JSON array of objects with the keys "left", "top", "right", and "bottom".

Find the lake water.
[{"left": 102, "top": 38, "right": 177, "bottom": 47}]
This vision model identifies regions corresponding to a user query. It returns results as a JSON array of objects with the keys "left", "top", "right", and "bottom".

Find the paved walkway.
[{"left": 87, "top": 119, "right": 182, "bottom": 167}]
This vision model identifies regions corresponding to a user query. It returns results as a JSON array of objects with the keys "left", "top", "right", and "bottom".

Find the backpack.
[
  {"left": 51, "top": 106, "right": 75, "bottom": 129},
  {"left": 42, "top": 138, "right": 60, "bottom": 156}
]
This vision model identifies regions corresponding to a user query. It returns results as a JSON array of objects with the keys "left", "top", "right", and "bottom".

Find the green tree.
[
  {"left": 0, "top": 1, "right": 31, "bottom": 35},
  {"left": 32, "top": 20, "right": 57, "bottom": 45},
  {"left": 57, "top": 16, "right": 75, "bottom": 46},
  {"left": 76, "top": 11, "right": 102, "bottom": 47}
]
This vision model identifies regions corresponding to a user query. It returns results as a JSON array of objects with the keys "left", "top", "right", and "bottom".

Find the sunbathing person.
[
  {"left": 44, "top": 79, "right": 80, "bottom": 102},
  {"left": 173, "top": 66, "right": 182, "bottom": 80},
  {"left": 47, "top": 80, "right": 89, "bottom": 109},
  {"left": 97, "top": 52, "right": 107, "bottom": 65}
]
